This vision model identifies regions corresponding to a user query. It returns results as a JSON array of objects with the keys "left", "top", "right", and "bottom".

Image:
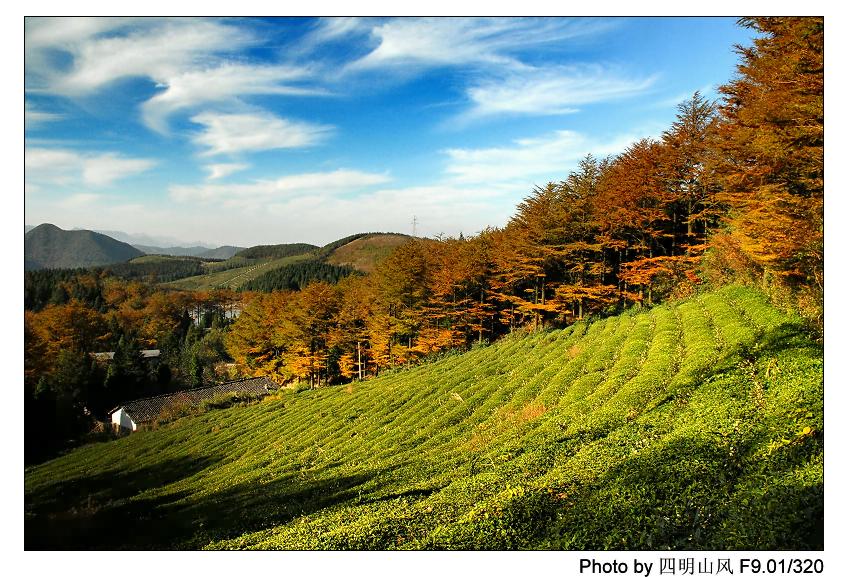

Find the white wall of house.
[{"left": 111, "top": 408, "right": 137, "bottom": 431}]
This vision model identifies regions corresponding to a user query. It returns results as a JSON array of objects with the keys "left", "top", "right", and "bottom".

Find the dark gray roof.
[
  {"left": 92, "top": 349, "right": 161, "bottom": 361},
  {"left": 109, "top": 377, "right": 275, "bottom": 423}
]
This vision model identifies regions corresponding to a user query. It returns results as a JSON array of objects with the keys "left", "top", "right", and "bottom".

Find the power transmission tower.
[{"left": 412, "top": 215, "right": 418, "bottom": 237}]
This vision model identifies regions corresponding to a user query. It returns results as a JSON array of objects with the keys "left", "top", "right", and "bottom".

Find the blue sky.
[{"left": 24, "top": 17, "right": 755, "bottom": 247}]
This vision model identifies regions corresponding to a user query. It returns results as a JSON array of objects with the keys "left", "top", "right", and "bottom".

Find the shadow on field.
[
  {"left": 25, "top": 455, "right": 221, "bottom": 550},
  {"left": 25, "top": 455, "right": 386, "bottom": 550},
  {"left": 536, "top": 431, "right": 823, "bottom": 550}
]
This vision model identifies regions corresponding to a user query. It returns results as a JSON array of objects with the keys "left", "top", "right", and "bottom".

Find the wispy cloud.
[
  {"left": 27, "top": 18, "right": 253, "bottom": 95},
  {"left": 25, "top": 148, "right": 81, "bottom": 185},
  {"left": 444, "top": 128, "right": 656, "bottom": 184},
  {"left": 465, "top": 65, "right": 657, "bottom": 120},
  {"left": 349, "top": 17, "right": 615, "bottom": 72},
  {"left": 142, "top": 64, "right": 321, "bottom": 133},
  {"left": 190, "top": 111, "right": 333, "bottom": 156},
  {"left": 170, "top": 169, "right": 391, "bottom": 206},
  {"left": 25, "top": 102, "right": 63, "bottom": 128},
  {"left": 59, "top": 193, "right": 102, "bottom": 208},
  {"left": 25, "top": 18, "right": 322, "bottom": 133},
  {"left": 82, "top": 154, "right": 156, "bottom": 186},
  {"left": 204, "top": 163, "right": 249, "bottom": 180},
  {"left": 304, "top": 17, "right": 369, "bottom": 46},
  {"left": 25, "top": 147, "right": 156, "bottom": 187}
]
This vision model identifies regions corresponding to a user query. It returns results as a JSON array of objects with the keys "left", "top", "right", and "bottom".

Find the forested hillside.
[
  {"left": 240, "top": 261, "right": 361, "bottom": 292},
  {"left": 25, "top": 224, "right": 144, "bottom": 270},
  {"left": 234, "top": 243, "right": 319, "bottom": 260}
]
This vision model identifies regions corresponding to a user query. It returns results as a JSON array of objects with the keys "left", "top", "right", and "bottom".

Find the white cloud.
[
  {"left": 25, "top": 147, "right": 156, "bottom": 187},
  {"left": 25, "top": 18, "right": 321, "bottom": 133},
  {"left": 191, "top": 111, "right": 333, "bottom": 156},
  {"left": 25, "top": 102, "right": 62, "bottom": 128},
  {"left": 26, "top": 126, "right": 659, "bottom": 247},
  {"left": 465, "top": 65, "right": 657, "bottom": 119},
  {"left": 142, "top": 64, "right": 320, "bottom": 133},
  {"left": 59, "top": 193, "right": 101, "bottom": 208},
  {"left": 28, "top": 18, "right": 254, "bottom": 95},
  {"left": 161, "top": 181, "right": 512, "bottom": 245},
  {"left": 350, "top": 17, "right": 615, "bottom": 71},
  {"left": 204, "top": 163, "right": 249, "bottom": 180},
  {"left": 25, "top": 17, "right": 136, "bottom": 51},
  {"left": 82, "top": 154, "right": 156, "bottom": 186},
  {"left": 263, "top": 183, "right": 515, "bottom": 242},
  {"left": 170, "top": 169, "right": 391, "bottom": 206},
  {"left": 25, "top": 148, "right": 80, "bottom": 182},
  {"left": 307, "top": 17, "right": 367, "bottom": 44},
  {"left": 444, "top": 128, "right": 656, "bottom": 184}
]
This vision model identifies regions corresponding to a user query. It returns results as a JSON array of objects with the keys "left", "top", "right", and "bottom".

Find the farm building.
[
  {"left": 92, "top": 349, "right": 161, "bottom": 362},
  {"left": 108, "top": 377, "right": 275, "bottom": 431},
  {"left": 91, "top": 349, "right": 162, "bottom": 371}
]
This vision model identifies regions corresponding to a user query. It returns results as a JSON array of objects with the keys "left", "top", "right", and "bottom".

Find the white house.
[{"left": 110, "top": 406, "right": 139, "bottom": 431}]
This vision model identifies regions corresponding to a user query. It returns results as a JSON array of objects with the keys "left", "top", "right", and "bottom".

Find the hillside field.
[
  {"left": 24, "top": 286, "right": 823, "bottom": 550},
  {"left": 324, "top": 233, "right": 410, "bottom": 273},
  {"left": 163, "top": 253, "right": 314, "bottom": 291}
]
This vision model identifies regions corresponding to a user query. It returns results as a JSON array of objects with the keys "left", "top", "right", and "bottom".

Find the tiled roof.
[{"left": 109, "top": 377, "right": 274, "bottom": 423}]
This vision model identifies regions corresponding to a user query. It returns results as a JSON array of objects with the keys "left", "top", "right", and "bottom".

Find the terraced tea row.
[{"left": 24, "top": 286, "right": 823, "bottom": 550}]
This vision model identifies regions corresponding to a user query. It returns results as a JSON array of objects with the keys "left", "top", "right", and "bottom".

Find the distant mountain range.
[
  {"left": 25, "top": 224, "right": 144, "bottom": 270},
  {"left": 24, "top": 224, "right": 246, "bottom": 264},
  {"left": 70, "top": 227, "right": 216, "bottom": 250},
  {"left": 23, "top": 224, "right": 407, "bottom": 274},
  {"left": 131, "top": 244, "right": 245, "bottom": 259}
]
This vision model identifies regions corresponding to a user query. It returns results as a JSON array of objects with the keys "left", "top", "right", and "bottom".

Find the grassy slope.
[
  {"left": 325, "top": 233, "right": 410, "bottom": 273},
  {"left": 24, "top": 286, "right": 823, "bottom": 550},
  {"left": 162, "top": 253, "right": 313, "bottom": 290},
  {"left": 128, "top": 254, "right": 199, "bottom": 264}
]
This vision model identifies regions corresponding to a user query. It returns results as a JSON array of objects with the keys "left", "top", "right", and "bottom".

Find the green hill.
[
  {"left": 324, "top": 233, "right": 410, "bottom": 273},
  {"left": 198, "top": 245, "right": 245, "bottom": 259},
  {"left": 25, "top": 224, "right": 144, "bottom": 270},
  {"left": 234, "top": 243, "right": 318, "bottom": 260},
  {"left": 25, "top": 286, "right": 822, "bottom": 550},
  {"left": 161, "top": 233, "right": 408, "bottom": 291}
]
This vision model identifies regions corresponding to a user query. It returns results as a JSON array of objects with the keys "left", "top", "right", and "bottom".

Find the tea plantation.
[{"left": 24, "top": 286, "right": 823, "bottom": 550}]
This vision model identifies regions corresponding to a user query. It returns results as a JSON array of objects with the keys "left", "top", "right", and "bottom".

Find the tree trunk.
[{"left": 478, "top": 290, "right": 484, "bottom": 344}]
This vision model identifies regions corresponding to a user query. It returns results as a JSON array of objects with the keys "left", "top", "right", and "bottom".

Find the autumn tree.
[
  {"left": 714, "top": 17, "right": 823, "bottom": 322},
  {"left": 329, "top": 275, "right": 377, "bottom": 380},
  {"left": 370, "top": 239, "right": 430, "bottom": 366},
  {"left": 595, "top": 139, "right": 677, "bottom": 305},
  {"left": 225, "top": 291, "right": 290, "bottom": 380},
  {"left": 661, "top": 91, "right": 721, "bottom": 247},
  {"left": 279, "top": 282, "right": 341, "bottom": 387},
  {"left": 489, "top": 183, "right": 571, "bottom": 330}
]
